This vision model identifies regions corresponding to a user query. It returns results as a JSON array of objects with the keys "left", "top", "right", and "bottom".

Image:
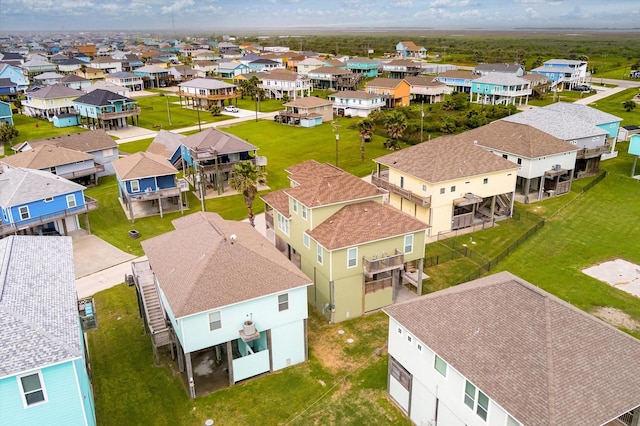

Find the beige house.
[
  {"left": 277, "top": 96, "right": 333, "bottom": 127},
  {"left": 261, "top": 160, "right": 429, "bottom": 323},
  {"left": 373, "top": 136, "right": 519, "bottom": 237}
]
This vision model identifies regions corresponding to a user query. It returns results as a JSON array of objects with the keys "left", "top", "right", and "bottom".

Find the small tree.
[
  {"left": 209, "top": 104, "right": 221, "bottom": 116},
  {"left": 356, "top": 118, "right": 374, "bottom": 161},
  {"left": 0, "top": 123, "right": 19, "bottom": 150},
  {"left": 281, "top": 93, "right": 290, "bottom": 104},
  {"left": 384, "top": 110, "right": 407, "bottom": 149},
  {"left": 623, "top": 100, "right": 637, "bottom": 112},
  {"left": 229, "top": 161, "right": 267, "bottom": 227}
]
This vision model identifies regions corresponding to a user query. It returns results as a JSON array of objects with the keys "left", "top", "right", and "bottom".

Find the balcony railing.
[
  {"left": 264, "top": 209, "right": 274, "bottom": 228},
  {"left": 332, "top": 101, "right": 386, "bottom": 109},
  {"left": 576, "top": 145, "right": 610, "bottom": 159},
  {"left": 371, "top": 171, "right": 431, "bottom": 208},
  {"left": 364, "top": 276, "right": 393, "bottom": 294},
  {"left": 0, "top": 196, "right": 98, "bottom": 237},
  {"left": 176, "top": 90, "right": 239, "bottom": 101},
  {"left": 58, "top": 164, "right": 105, "bottom": 180},
  {"left": 363, "top": 249, "right": 404, "bottom": 277},
  {"left": 491, "top": 88, "right": 532, "bottom": 96},
  {"left": 129, "top": 187, "right": 181, "bottom": 201},
  {"left": 197, "top": 158, "right": 256, "bottom": 174},
  {"left": 98, "top": 107, "right": 140, "bottom": 120}
]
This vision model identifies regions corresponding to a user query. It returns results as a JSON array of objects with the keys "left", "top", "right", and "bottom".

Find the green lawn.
[
  {"left": 588, "top": 88, "right": 640, "bottom": 125},
  {"left": 3, "top": 114, "right": 87, "bottom": 156},
  {"left": 89, "top": 284, "right": 409, "bottom": 426},
  {"left": 134, "top": 94, "right": 231, "bottom": 131}
]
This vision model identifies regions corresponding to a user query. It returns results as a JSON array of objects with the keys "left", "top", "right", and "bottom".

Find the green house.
[{"left": 261, "top": 160, "right": 429, "bottom": 323}]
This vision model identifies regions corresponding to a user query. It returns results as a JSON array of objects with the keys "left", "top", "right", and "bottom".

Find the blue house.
[
  {"left": 217, "top": 61, "right": 250, "bottom": 78},
  {"left": 470, "top": 74, "right": 532, "bottom": 106},
  {"left": 0, "top": 78, "right": 19, "bottom": 97},
  {"left": 147, "top": 130, "right": 185, "bottom": 168},
  {"left": 346, "top": 57, "right": 379, "bottom": 77},
  {"left": 0, "top": 63, "right": 29, "bottom": 91},
  {"left": 0, "top": 100, "right": 13, "bottom": 124},
  {"left": 434, "top": 70, "right": 479, "bottom": 93},
  {"left": 396, "top": 41, "right": 427, "bottom": 59},
  {"left": 112, "top": 151, "right": 184, "bottom": 222},
  {"left": 0, "top": 168, "right": 98, "bottom": 237},
  {"left": 133, "top": 65, "right": 171, "bottom": 88},
  {"left": 73, "top": 89, "right": 140, "bottom": 130},
  {"left": 0, "top": 235, "right": 96, "bottom": 425},
  {"left": 133, "top": 212, "right": 312, "bottom": 397},
  {"left": 530, "top": 59, "right": 588, "bottom": 90}
]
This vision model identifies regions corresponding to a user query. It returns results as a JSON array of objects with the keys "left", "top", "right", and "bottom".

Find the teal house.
[
  {"left": 0, "top": 235, "right": 96, "bottom": 426},
  {"left": 0, "top": 100, "right": 13, "bottom": 124},
  {"left": 134, "top": 212, "right": 312, "bottom": 397},
  {"left": 346, "top": 57, "right": 379, "bottom": 77},
  {"left": 470, "top": 74, "right": 531, "bottom": 106}
]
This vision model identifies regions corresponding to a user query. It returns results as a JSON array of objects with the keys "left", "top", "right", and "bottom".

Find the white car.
[{"left": 224, "top": 106, "right": 239, "bottom": 113}]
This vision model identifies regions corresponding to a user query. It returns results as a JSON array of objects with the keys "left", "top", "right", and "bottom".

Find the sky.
[{"left": 0, "top": 0, "right": 638, "bottom": 32}]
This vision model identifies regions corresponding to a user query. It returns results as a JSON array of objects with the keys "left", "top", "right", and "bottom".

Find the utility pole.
[
  {"left": 196, "top": 101, "right": 201, "bottom": 131},
  {"left": 166, "top": 96, "right": 172, "bottom": 126},
  {"left": 332, "top": 120, "right": 340, "bottom": 167},
  {"left": 420, "top": 100, "right": 424, "bottom": 143}
]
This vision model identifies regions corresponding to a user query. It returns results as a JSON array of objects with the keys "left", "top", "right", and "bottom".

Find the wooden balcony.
[
  {"left": 364, "top": 276, "right": 393, "bottom": 294},
  {"left": 264, "top": 209, "right": 274, "bottom": 228},
  {"left": 198, "top": 158, "right": 256, "bottom": 174},
  {"left": 0, "top": 196, "right": 98, "bottom": 237},
  {"left": 58, "top": 164, "right": 105, "bottom": 180},
  {"left": 371, "top": 171, "right": 431, "bottom": 208},
  {"left": 576, "top": 145, "right": 610, "bottom": 159},
  {"left": 98, "top": 107, "right": 140, "bottom": 120},
  {"left": 363, "top": 249, "right": 404, "bottom": 278},
  {"left": 176, "top": 90, "right": 239, "bottom": 101},
  {"left": 129, "top": 187, "right": 181, "bottom": 201}
]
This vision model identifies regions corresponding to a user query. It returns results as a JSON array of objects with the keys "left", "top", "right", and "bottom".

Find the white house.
[
  {"left": 384, "top": 271, "right": 640, "bottom": 426},
  {"left": 328, "top": 90, "right": 385, "bottom": 117}
]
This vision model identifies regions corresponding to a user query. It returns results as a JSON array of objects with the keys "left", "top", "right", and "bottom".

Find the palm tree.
[
  {"left": 229, "top": 161, "right": 267, "bottom": 227},
  {"left": 356, "top": 118, "right": 374, "bottom": 161},
  {"left": 384, "top": 110, "right": 407, "bottom": 149}
]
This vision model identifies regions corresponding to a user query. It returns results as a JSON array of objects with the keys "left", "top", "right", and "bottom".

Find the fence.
[{"left": 548, "top": 170, "right": 608, "bottom": 220}]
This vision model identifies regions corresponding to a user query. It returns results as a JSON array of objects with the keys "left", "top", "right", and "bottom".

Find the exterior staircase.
[{"left": 131, "top": 260, "right": 172, "bottom": 358}]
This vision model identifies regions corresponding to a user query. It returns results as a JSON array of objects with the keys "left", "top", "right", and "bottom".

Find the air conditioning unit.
[
  {"left": 465, "top": 192, "right": 474, "bottom": 199},
  {"left": 553, "top": 164, "right": 561, "bottom": 171}
]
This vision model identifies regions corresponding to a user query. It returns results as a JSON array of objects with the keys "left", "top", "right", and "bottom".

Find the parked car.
[
  {"left": 572, "top": 84, "right": 591, "bottom": 92},
  {"left": 224, "top": 106, "right": 239, "bottom": 113}
]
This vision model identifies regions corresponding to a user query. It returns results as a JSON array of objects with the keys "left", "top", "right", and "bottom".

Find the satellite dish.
[{"left": 230, "top": 234, "right": 237, "bottom": 243}]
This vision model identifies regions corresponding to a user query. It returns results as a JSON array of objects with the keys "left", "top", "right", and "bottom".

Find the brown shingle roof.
[
  {"left": 112, "top": 151, "right": 177, "bottom": 180},
  {"left": 374, "top": 135, "right": 518, "bottom": 183},
  {"left": 27, "top": 129, "right": 117, "bottom": 153},
  {"left": 283, "top": 96, "right": 332, "bottom": 108},
  {"left": 260, "top": 189, "right": 291, "bottom": 218},
  {"left": 384, "top": 271, "right": 640, "bottom": 426},
  {"left": 308, "top": 66, "right": 350, "bottom": 76},
  {"left": 366, "top": 77, "right": 407, "bottom": 89},
  {"left": 461, "top": 121, "right": 579, "bottom": 158},
  {"left": 404, "top": 76, "right": 445, "bottom": 88},
  {"left": 1, "top": 145, "right": 92, "bottom": 169},
  {"left": 329, "top": 90, "right": 380, "bottom": 100},
  {"left": 437, "top": 70, "right": 479, "bottom": 80},
  {"left": 283, "top": 162, "right": 383, "bottom": 207},
  {"left": 181, "top": 128, "right": 258, "bottom": 154},
  {"left": 307, "top": 201, "right": 428, "bottom": 250},
  {"left": 385, "top": 59, "right": 418, "bottom": 66},
  {"left": 141, "top": 212, "right": 312, "bottom": 317}
]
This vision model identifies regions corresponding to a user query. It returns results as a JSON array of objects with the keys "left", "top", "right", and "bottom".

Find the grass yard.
[
  {"left": 89, "top": 284, "right": 409, "bottom": 426},
  {"left": 134, "top": 94, "right": 231, "bottom": 131},
  {"left": 588, "top": 88, "right": 640, "bottom": 125},
  {"left": 3, "top": 114, "right": 87, "bottom": 156}
]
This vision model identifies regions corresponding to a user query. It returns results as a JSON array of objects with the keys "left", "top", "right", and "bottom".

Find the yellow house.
[
  {"left": 365, "top": 77, "right": 411, "bottom": 108},
  {"left": 73, "top": 66, "right": 105, "bottom": 81},
  {"left": 372, "top": 135, "right": 519, "bottom": 237},
  {"left": 261, "top": 161, "right": 429, "bottom": 323},
  {"left": 22, "top": 84, "right": 84, "bottom": 120}
]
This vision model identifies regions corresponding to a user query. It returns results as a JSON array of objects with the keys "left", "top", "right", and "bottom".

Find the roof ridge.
[{"left": 544, "top": 297, "right": 556, "bottom": 424}]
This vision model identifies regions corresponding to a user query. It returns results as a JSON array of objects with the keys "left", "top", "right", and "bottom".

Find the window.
[
  {"left": 502, "top": 154, "right": 508, "bottom": 159},
  {"left": 450, "top": 185, "right": 456, "bottom": 193},
  {"left": 517, "top": 158, "right": 522, "bottom": 165},
  {"left": 292, "top": 199, "right": 298, "bottom": 213},
  {"left": 18, "top": 372, "right": 46, "bottom": 407},
  {"left": 277, "top": 213, "right": 290, "bottom": 235},
  {"left": 464, "top": 380, "right": 489, "bottom": 421},
  {"left": 303, "top": 233, "right": 310, "bottom": 248},
  {"left": 66, "top": 194, "right": 77, "bottom": 208},
  {"left": 397, "top": 327, "right": 402, "bottom": 335},
  {"left": 434, "top": 355, "right": 447, "bottom": 377},
  {"left": 208, "top": 311, "right": 221, "bottom": 331},
  {"left": 347, "top": 247, "right": 357, "bottom": 268},
  {"left": 278, "top": 293, "right": 289, "bottom": 311},
  {"left": 404, "top": 234, "right": 413, "bottom": 254},
  {"left": 483, "top": 178, "right": 488, "bottom": 185},
  {"left": 19, "top": 206, "right": 30, "bottom": 220},
  {"left": 422, "top": 184, "right": 427, "bottom": 192},
  {"left": 317, "top": 244, "right": 323, "bottom": 264},
  {"left": 301, "top": 205, "right": 308, "bottom": 220},
  {"left": 416, "top": 343, "right": 423, "bottom": 352},
  {"left": 440, "top": 188, "right": 445, "bottom": 195},
  {"left": 400, "top": 176, "right": 404, "bottom": 188},
  {"left": 130, "top": 179, "right": 140, "bottom": 193},
  {"left": 43, "top": 197, "right": 53, "bottom": 203},
  {"left": 406, "top": 334, "right": 413, "bottom": 344}
]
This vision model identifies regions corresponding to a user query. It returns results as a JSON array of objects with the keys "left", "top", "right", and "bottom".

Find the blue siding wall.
[
  {"left": 4, "top": 189, "right": 85, "bottom": 226},
  {"left": 157, "top": 174, "right": 176, "bottom": 189},
  {"left": 0, "top": 361, "right": 90, "bottom": 426}
]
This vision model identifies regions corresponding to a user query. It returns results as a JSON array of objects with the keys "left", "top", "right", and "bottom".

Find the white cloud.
[
  {"left": 429, "top": 0, "right": 473, "bottom": 7},
  {"left": 392, "top": 0, "right": 413, "bottom": 8},
  {"left": 524, "top": 7, "right": 540, "bottom": 18},
  {"left": 161, "top": 0, "right": 194, "bottom": 14},
  {"left": 514, "top": 0, "right": 545, "bottom": 3}
]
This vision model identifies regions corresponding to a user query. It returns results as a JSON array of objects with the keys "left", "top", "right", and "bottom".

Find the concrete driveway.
[{"left": 72, "top": 233, "right": 136, "bottom": 279}]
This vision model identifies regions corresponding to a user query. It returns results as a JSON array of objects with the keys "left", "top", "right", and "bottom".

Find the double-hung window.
[
  {"left": 404, "top": 234, "right": 413, "bottom": 254},
  {"left": 130, "top": 179, "right": 140, "bottom": 193},
  {"left": 347, "top": 247, "right": 357, "bottom": 268},
  {"left": 278, "top": 293, "right": 289, "bottom": 311},
  {"left": 303, "top": 233, "right": 310, "bottom": 248},
  {"left": 301, "top": 205, "right": 308, "bottom": 220},
  {"left": 292, "top": 199, "right": 298, "bottom": 214},
  {"left": 18, "top": 372, "right": 47, "bottom": 407},
  {"left": 208, "top": 311, "right": 222, "bottom": 331},
  {"left": 66, "top": 194, "right": 77, "bottom": 208},
  {"left": 464, "top": 380, "right": 489, "bottom": 421},
  {"left": 317, "top": 244, "right": 323, "bottom": 264},
  {"left": 19, "top": 206, "right": 30, "bottom": 220}
]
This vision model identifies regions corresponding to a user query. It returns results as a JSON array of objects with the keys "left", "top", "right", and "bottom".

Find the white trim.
[
  {"left": 66, "top": 193, "right": 77, "bottom": 208},
  {"left": 316, "top": 244, "right": 324, "bottom": 265},
  {"left": 72, "top": 359, "right": 90, "bottom": 426},
  {"left": 303, "top": 233, "right": 310, "bottom": 248},
  {"left": 347, "top": 247, "right": 357, "bottom": 268},
  {"left": 130, "top": 179, "right": 140, "bottom": 193},
  {"left": 404, "top": 234, "right": 414, "bottom": 254},
  {"left": 18, "top": 205, "right": 30, "bottom": 220},
  {"left": 17, "top": 370, "right": 48, "bottom": 408}
]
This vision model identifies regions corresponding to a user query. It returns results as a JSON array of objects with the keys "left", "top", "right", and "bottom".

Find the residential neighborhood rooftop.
[
  {"left": 112, "top": 151, "right": 178, "bottom": 180},
  {"left": 1, "top": 144, "right": 93, "bottom": 169},
  {"left": 0, "top": 167, "right": 85, "bottom": 207}
]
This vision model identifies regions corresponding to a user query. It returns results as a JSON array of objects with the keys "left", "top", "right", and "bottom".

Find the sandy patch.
[{"left": 592, "top": 307, "right": 640, "bottom": 331}]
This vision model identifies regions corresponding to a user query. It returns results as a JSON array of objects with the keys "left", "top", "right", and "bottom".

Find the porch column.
[
  {"left": 509, "top": 190, "right": 515, "bottom": 217},
  {"left": 83, "top": 213, "right": 91, "bottom": 234},
  {"left": 129, "top": 195, "right": 135, "bottom": 224},
  {"left": 490, "top": 195, "right": 496, "bottom": 221},
  {"left": 416, "top": 258, "right": 424, "bottom": 296},
  {"left": 267, "top": 329, "right": 273, "bottom": 372},
  {"left": 61, "top": 218, "right": 68, "bottom": 236},
  {"left": 158, "top": 194, "right": 164, "bottom": 218},
  {"left": 185, "top": 352, "right": 196, "bottom": 399},
  {"left": 538, "top": 177, "right": 545, "bottom": 200},
  {"left": 226, "top": 340, "right": 234, "bottom": 387}
]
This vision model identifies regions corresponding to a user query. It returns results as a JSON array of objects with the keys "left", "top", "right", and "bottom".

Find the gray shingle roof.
[
  {"left": 147, "top": 130, "right": 185, "bottom": 159},
  {"left": 543, "top": 102, "right": 621, "bottom": 126},
  {"left": 474, "top": 74, "right": 529, "bottom": 86},
  {"left": 141, "top": 212, "right": 312, "bottom": 318},
  {"left": 26, "top": 83, "right": 84, "bottom": 99},
  {"left": 181, "top": 128, "right": 257, "bottom": 154},
  {"left": 503, "top": 106, "right": 608, "bottom": 141},
  {"left": 0, "top": 168, "right": 85, "bottom": 207},
  {"left": 0, "top": 235, "right": 80, "bottom": 378},
  {"left": 178, "top": 78, "right": 235, "bottom": 90},
  {"left": 384, "top": 271, "right": 640, "bottom": 426},
  {"left": 73, "top": 89, "right": 135, "bottom": 107}
]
